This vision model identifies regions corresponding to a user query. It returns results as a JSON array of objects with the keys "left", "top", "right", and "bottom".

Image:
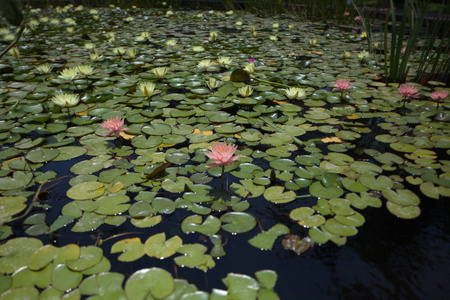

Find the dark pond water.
[{"left": 19, "top": 156, "right": 450, "bottom": 300}]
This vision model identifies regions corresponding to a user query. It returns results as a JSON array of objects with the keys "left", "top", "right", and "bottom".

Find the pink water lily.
[
  {"left": 333, "top": 79, "right": 352, "bottom": 92},
  {"left": 398, "top": 84, "right": 419, "bottom": 99},
  {"left": 101, "top": 117, "right": 129, "bottom": 137},
  {"left": 205, "top": 142, "right": 241, "bottom": 168},
  {"left": 430, "top": 90, "right": 448, "bottom": 101}
]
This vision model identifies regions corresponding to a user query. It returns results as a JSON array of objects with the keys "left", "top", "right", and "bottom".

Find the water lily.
[
  {"left": 152, "top": 67, "right": 169, "bottom": 79},
  {"left": 101, "top": 117, "right": 129, "bottom": 138},
  {"left": 398, "top": 84, "right": 419, "bottom": 107},
  {"left": 288, "top": 23, "right": 294, "bottom": 30},
  {"left": 205, "top": 142, "right": 241, "bottom": 189},
  {"left": 66, "top": 27, "right": 75, "bottom": 34},
  {"left": 284, "top": 87, "right": 306, "bottom": 99},
  {"left": 398, "top": 84, "right": 419, "bottom": 99},
  {"left": 209, "top": 31, "right": 218, "bottom": 41},
  {"left": 126, "top": 47, "right": 136, "bottom": 59},
  {"left": 310, "top": 39, "right": 317, "bottom": 46},
  {"left": 51, "top": 93, "right": 80, "bottom": 108},
  {"left": 35, "top": 63, "right": 53, "bottom": 74},
  {"left": 430, "top": 90, "right": 448, "bottom": 109},
  {"left": 138, "top": 82, "right": 156, "bottom": 97},
  {"left": 217, "top": 56, "right": 232, "bottom": 67},
  {"left": 269, "top": 35, "right": 278, "bottom": 41},
  {"left": 244, "top": 62, "right": 255, "bottom": 74},
  {"left": 358, "top": 50, "right": 370, "bottom": 63},
  {"left": 77, "top": 65, "right": 94, "bottom": 76},
  {"left": 84, "top": 42, "right": 95, "bottom": 49},
  {"left": 9, "top": 47, "right": 20, "bottom": 59},
  {"left": 197, "top": 59, "right": 213, "bottom": 70},
  {"left": 206, "top": 142, "right": 241, "bottom": 167},
  {"left": 192, "top": 46, "right": 204, "bottom": 52},
  {"left": 59, "top": 67, "right": 78, "bottom": 81},
  {"left": 238, "top": 85, "right": 254, "bottom": 97},
  {"left": 113, "top": 47, "right": 126, "bottom": 56},
  {"left": 166, "top": 39, "right": 177, "bottom": 47},
  {"left": 333, "top": 79, "right": 352, "bottom": 102},
  {"left": 354, "top": 16, "right": 362, "bottom": 22},
  {"left": 333, "top": 79, "right": 352, "bottom": 92},
  {"left": 207, "top": 77, "right": 219, "bottom": 90},
  {"left": 343, "top": 51, "right": 351, "bottom": 59}
]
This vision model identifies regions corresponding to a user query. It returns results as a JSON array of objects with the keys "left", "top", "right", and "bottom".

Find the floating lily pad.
[
  {"left": 263, "top": 186, "right": 297, "bottom": 203},
  {"left": 66, "top": 181, "right": 105, "bottom": 200},
  {"left": 125, "top": 268, "right": 175, "bottom": 300},
  {"left": 220, "top": 212, "right": 257, "bottom": 234},
  {"left": 144, "top": 233, "right": 183, "bottom": 259}
]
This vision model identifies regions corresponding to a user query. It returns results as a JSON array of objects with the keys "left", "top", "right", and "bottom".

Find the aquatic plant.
[{"left": 100, "top": 117, "right": 129, "bottom": 138}]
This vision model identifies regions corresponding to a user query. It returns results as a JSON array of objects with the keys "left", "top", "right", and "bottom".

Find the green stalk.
[{"left": 220, "top": 164, "right": 225, "bottom": 190}]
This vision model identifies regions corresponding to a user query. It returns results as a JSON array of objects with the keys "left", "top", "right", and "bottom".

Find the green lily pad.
[
  {"left": 0, "top": 238, "right": 43, "bottom": 274},
  {"left": 66, "top": 246, "right": 103, "bottom": 271},
  {"left": 220, "top": 212, "right": 257, "bottom": 234},
  {"left": 289, "top": 207, "right": 326, "bottom": 228},
  {"left": 0, "top": 171, "right": 33, "bottom": 190},
  {"left": 144, "top": 233, "right": 183, "bottom": 259},
  {"left": 386, "top": 201, "right": 421, "bottom": 219},
  {"left": 174, "top": 244, "right": 215, "bottom": 271},
  {"left": 309, "top": 181, "right": 344, "bottom": 199},
  {"left": 263, "top": 186, "right": 297, "bottom": 203},
  {"left": 79, "top": 272, "right": 125, "bottom": 298},
  {"left": 111, "top": 238, "right": 145, "bottom": 262},
  {"left": 248, "top": 223, "right": 290, "bottom": 250},
  {"left": 125, "top": 268, "right": 175, "bottom": 300},
  {"left": 52, "top": 264, "right": 83, "bottom": 292},
  {"left": 94, "top": 194, "right": 130, "bottom": 215},
  {"left": 324, "top": 218, "right": 358, "bottom": 237},
  {"left": 66, "top": 181, "right": 105, "bottom": 200},
  {"left": 0, "top": 196, "right": 27, "bottom": 223},
  {"left": 181, "top": 215, "right": 221, "bottom": 236},
  {"left": 222, "top": 273, "right": 259, "bottom": 300},
  {"left": 359, "top": 174, "right": 394, "bottom": 190},
  {"left": 382, "top": 188, "right": 420, "bottom": 206}
]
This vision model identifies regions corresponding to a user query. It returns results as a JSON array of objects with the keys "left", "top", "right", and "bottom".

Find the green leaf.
[
  {"left": 222, "top": 273, "right": 259, "bottom": 300},
  {"left": 144, "top": 233, "right": 183, "bottom": 259},
  {"left": 248, "top": 224, "right": 289, "bottom": 250},
  {"left": 0, "top": 238, "right": 43, "bottom": 274},
  {"left": 263, "top": 186, "right": 297, "bottom": 203},
  {"left": 66, "top": 181, "right": 105, "bottom": 200},
  {"left": 220, "top": 212, "right": 257, "bottom": 234},
  {"left": 111, "top": 238, "right": 145, "bottom": 262},
  {"left": 181, "top": 215, "right": 221, "bottom": 236}
]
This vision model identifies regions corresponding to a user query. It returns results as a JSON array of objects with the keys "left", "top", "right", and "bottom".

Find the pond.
[{"left": 0, "top": 3, "right": 449, "bottom": 300}]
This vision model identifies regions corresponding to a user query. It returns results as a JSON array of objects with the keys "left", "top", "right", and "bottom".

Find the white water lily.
[
  {"left": 343, "top": 51, "right": 351, "bottom": 59},
  {"left": 166, "top": 39, "right": 177, "bottom": 47},
  {"left": 238, "top": 85, "right": 254, "bottom": 97},
  {"left": 152, "top": 67, "right": 169, "bottom": 79},
  {"left": 35, "top": 63, "right": 53, "bottom": 74},
  {"left": 66, "top": 27, "right": 74, "bottom": 34},
  {"left": 192, "top": 46, "right": 204, "bottom": 52},
  {"left": 126, "top": 47, "right": 136, "bottom": 59},
  {"left": 209, "top": 31, "right": 218, "bottom": 41},
  {"left": 284, "top": 87, "right": 306, "bottom": 99},
  {"left": 51, "top": 93, "right": 80, "bottom": 107},
  {"left": 113, "top": 47, "right": 126, "bottom": 56},
  {"left": 244, "top": 62, "right": 255, "bottom": 74},
  {"left": 77, "top": 65, "right": 94, "bottom": 76},
  {"left": 197, "top": 59, "right": 213, "bottom": 70},
  {"left": 9, "top": 47, "right": 20, "bottom": 59},
  {"left": 138, "top": 82, "right": 156, "bottom": 97},
  {"left": 84, "top": 43, "right": 95, "bottom": 50},
  {"left": 217, "top": 56, "right": 232, "bottom": 67},
  {"left": 207, "top": 77, "right": 219, "bottom": 90},
  {"left": 59, "top": 67, "right": 78, "bottom": 81}
]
